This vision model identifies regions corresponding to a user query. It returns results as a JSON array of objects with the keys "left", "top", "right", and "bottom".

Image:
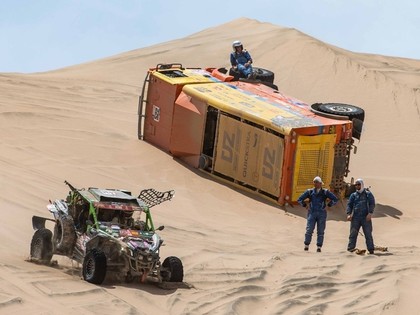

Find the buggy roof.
[
  {"left": 88, "top": 188, "right": 136, "bottom": 202},
  {"left": 77, "top": 188, "right": 147, "bottom": 210}
]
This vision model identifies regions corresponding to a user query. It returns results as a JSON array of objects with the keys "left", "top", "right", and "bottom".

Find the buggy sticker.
[{"left": 152, "top": 105, "right": 160, "bottom": 122}]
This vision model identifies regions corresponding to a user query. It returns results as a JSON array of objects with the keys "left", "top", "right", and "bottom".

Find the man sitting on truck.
[{"left": 230, "top": 40, "right": 254, "bottom": 79}]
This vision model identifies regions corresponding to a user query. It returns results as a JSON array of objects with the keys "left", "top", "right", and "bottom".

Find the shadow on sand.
[
  {"left": 173, "top": 157, "right": 404, "bottom": 222},
  {"left": 284, "top": 201, "right": 403, "bottom": 222}
]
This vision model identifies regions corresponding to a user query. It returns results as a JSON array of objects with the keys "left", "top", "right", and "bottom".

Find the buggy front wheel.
[
  {"left": 162, "top": 256, "right": 184, "bottom": 282},
  {"left": 83, "top": 249, "right": 107, "bottom": 284}
]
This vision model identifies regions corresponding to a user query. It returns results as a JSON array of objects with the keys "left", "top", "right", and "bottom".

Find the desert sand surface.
[{"left": 1, "top": 18, "right": 420, "bottom": 314}]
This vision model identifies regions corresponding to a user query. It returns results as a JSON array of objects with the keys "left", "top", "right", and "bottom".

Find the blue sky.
[{"left": 1, "top": 0, "right": 419, "bottom": 73}]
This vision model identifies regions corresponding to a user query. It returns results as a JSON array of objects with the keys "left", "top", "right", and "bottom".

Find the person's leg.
[
  {"left": 237, "top": 64, "right": 252, "bottom": 78},
  {"left": 361, "top": 219, "right": 374, "bottom": 253},
  {"left": 237, "top": 64, "right": 247, "bottom": 77},
  {"left": 304, "top": 212, "right": 316, "bottom": 247},
  {"left": 316, "top": 212, "right": 327, "bottom": 248},
  {"left": 347, "top": 217, "right": 361, "bottom": 251},
  {"left": 243, "top": 66, "right": 253, "bottom": 78},
  {"left": 248, "top": 65, "right": 254, "bottom": 78}
]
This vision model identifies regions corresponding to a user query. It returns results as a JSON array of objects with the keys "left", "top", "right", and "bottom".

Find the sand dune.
[{"left": 1, "top": 17, "right": 420, "bottom": 314}]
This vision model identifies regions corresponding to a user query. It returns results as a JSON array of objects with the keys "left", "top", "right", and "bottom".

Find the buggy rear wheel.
[
  {"left": 83, "top": 249, "right": 107, "bottom": 284},
  {"left": 162, "top": 256, "right": 184, "bottom": 282},
  {"left": 30, "top": 228, "right": 53, "bottom": 264}
]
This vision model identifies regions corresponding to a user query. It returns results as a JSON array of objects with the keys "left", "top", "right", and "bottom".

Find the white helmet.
[{"left": 232, "top": 40, "right": 243, "bottom": 50}]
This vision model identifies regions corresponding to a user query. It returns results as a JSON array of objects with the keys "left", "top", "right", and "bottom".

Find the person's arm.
[
  {"left": 326, "top": 190, "right": 338, "bottom": 207},
  {"left": 244, "top": 51, "right": 252, "bottom": 67},
  {"left": 367, "top": 192, "right": 375, "bottom": 213},
  {"left": 366, "top": 192, "right": 375, "bottom": 221},
  {"left": 346, "top": 193, "right": 355, "bottom": 220},
  {"left": 297, "top": 190, "right": 310, "bottom": 208},
  {"left": 230, "top": 53, "right": 237, "bottom": 67}
]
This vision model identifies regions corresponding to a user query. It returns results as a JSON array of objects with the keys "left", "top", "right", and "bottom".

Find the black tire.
[
  {"left": 317, "top": 103, "right": 365, "bottom": 121},
  {"left": 253, "top": 67, "right": 275, "bottom": 84},
  {"left": 162, "top": 256, "right": 184, "bottom": 282},
  {"left": 53, "top": 215, "right": 76, "bottom": 254},
  {"left": 352, "top": 118, "right": 364, "bottom": 140},
  {"left": 228, "top": 67, "right": 242, "bottom": 81},
  {"left": 229, "top": 67, "right": 275, "bottom": 84},
  {"left": 83, "top": 249, "right": 107, "bottom": 284},
  {"left": 30, "top": 228, "right": 53, "bottom": 264}
]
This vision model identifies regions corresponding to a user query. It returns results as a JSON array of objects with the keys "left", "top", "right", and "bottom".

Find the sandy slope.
[{"left": 1, "top": 18, "right": 420, "bottom": 314}]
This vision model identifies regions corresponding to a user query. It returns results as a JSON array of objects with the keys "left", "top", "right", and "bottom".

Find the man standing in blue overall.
[
  {"left": 346, "top": 178, "right": 376, "bottom": 254},
  {"left": 298, "top": 176, "right": 338, "bottom": 252},
  {"left": 230, "top": 40, "right": 254, "bottom": 79}
]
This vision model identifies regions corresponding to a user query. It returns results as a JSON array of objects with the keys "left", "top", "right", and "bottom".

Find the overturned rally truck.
[{"left": 137, "top": 64, "right": 365, "bottom": 205}]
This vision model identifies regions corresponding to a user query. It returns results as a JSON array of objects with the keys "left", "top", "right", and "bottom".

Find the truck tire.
[
  {"left": 83, "top": 249, "right": 107, "bottom": 284},
  {"left": 30, "top": 228, "right": 53, "bottom": 264},
  {"left": 162, "top": 256, "right": 184, "bottom": 282},
  {"left": 53, "top": 215, "right": 76, "bottom": 254},
  {"left": 228, "top": 67, "right": 242, "bottom": 81},
  {"left": 253, "top": 67, "right": 275, "bottom": 84},
  {"left": 229, "top": 67, "right": 275, "bottom": 84},
  {"left": 317, "top": 103, "right": 365, "bottom": 121}
]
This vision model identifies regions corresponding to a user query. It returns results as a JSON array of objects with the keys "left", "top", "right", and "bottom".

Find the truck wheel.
[
  {"left": 53, "top": 215, "right": 76, "bottom": 254},
  {"left": 228, "top": 67, "right": 242, "bottom": 81},
  {"left": 229, "top": 67, "right": 275, "bottom": 84},
  {"left": 162, "top": 256, "right": 184, "bottom": 282},
  {"left": 317, "top": 103, "right": 365, "bottom": 121},
  {"left": 83, "top": 249, "right": 107, "bottom": 284},
  {"left": 253, "top": 67, "right": 275, "bottom": 84},
  {"left": 30, "top": 228, "right": 53, "bottom": 264}
]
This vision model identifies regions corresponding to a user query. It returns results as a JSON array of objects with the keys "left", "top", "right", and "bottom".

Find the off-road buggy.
[{"left": 30, "top": 180, "right": 183, "bottom": 285}]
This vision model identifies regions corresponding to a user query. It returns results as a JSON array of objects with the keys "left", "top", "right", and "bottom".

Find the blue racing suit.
[
  {"left": 346, "top": 189, "right": 376, "bottom": 252},
  {"left": 230, "top": 50, "right": 253, "bottom": 77},
  {"left": 298, "top": 188, "right": 338, "bottom": 247}
]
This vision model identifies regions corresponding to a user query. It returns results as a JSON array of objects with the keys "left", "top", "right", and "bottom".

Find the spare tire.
[
  {"left": 53, "top": 215, "right": 76, "bottom": 254},
  {"left": 228, "top": 67, "right": 242, "bottom": 81},
  {"left": 253, "top": 67, "right": 275, "bottom": 84},
  {"left": 228, "top": 67, "right": 275, "bottom": 84},
  {"left": 317, "top": 103, "right": 365, "bottom": 122}
]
